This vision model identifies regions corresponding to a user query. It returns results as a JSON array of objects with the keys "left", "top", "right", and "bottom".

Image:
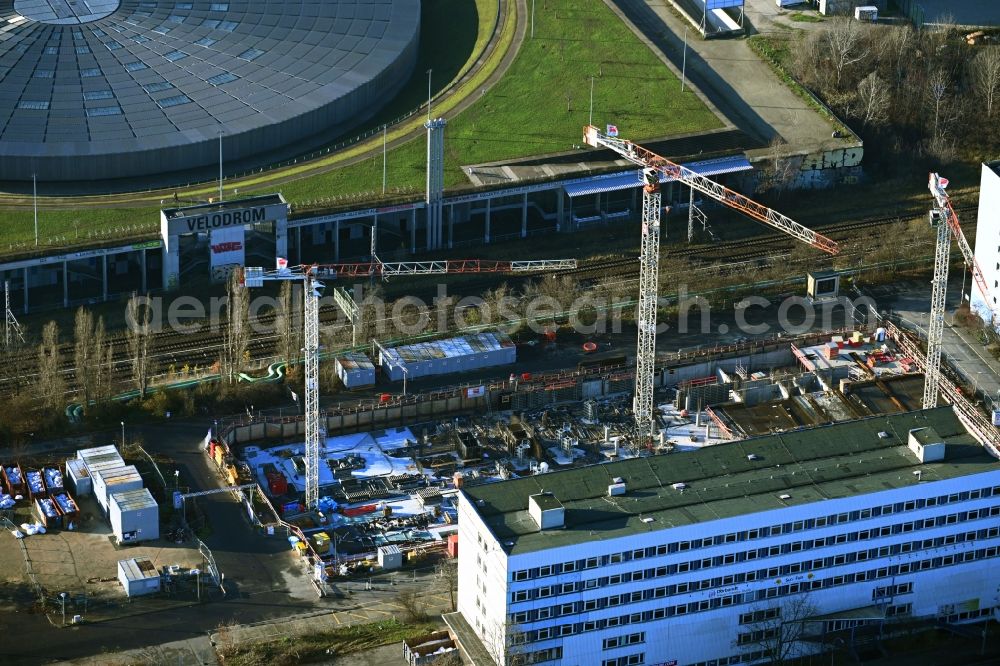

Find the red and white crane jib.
[
  {"left": 246, "top": 258, "right": 578, "bottom": 284},
  {"left": 928, "top": 172, "right": 993, "bottom": 312},
  {"left": 582, "top": 125, "right": 839, "bottom": 255}
]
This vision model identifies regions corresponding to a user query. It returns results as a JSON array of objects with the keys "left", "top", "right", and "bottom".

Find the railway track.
[{"left": 0, "top": 203, "right": 977, "bottom": 391}]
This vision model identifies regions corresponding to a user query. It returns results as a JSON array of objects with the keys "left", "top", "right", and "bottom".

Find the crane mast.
[
  {"left": 582, "top": 125, "right": 838, "bottom": 439},
  {"left": 245, "top": 256, "right": 577, "bottom": 509},
  {"left": 635, "top": 169, "right": 664, "bottom": 438},
  {"left": 923, "top": 173, "right": 993, "bottom": 409},
  {"left": 924, "top": 210, "right": 951, "bottom": 409}
]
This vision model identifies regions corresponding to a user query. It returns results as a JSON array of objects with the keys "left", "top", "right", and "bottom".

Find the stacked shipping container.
[{"left": 379, "top": 332, "right": 516, "bottom": 381}]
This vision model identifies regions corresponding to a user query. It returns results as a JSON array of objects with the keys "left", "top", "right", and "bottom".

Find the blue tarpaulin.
[{"left": 562, "top": 155, "right": 752, "bottom": 198}]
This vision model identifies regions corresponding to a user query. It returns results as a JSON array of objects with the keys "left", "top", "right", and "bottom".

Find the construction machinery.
[
  {"left": 923, "top": 173, "right": 993, "bottom": 409},
  {"left": 581, "top": 125, "right": 839, "bottom": 440},
  {"left": 245, "top": 256, "right": 577, "bottom": 510}
]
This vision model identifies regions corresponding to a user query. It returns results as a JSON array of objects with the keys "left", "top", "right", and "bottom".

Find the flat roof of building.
[
  {"left": 162, "top": 194, "right": 286, "bottom": 219},
  {"left": 118, "top": 556, "right": 159, "bottom": 582},
  {"left": 111, "top": 488, "right": 157, "bottom": 512},
  {"left": 462, "top": 408, "right": 997, "bottom": 555}
]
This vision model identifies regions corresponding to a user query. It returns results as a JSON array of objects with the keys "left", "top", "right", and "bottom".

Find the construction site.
[
  {"left": 2, "top": 120, "right": 1000, "bottom": 666},
  {"left": 201, "top": 132, "right": 1000, "bottom": 592}
]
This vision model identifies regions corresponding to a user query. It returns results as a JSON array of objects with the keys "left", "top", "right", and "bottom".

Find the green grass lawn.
[
  {"left": 218, "top": 619, "right": 438, "bottom": 666},
  {"left": 788, "top": 11, "right": 824, "bottom": 22},
  {"left": 3, "top": 0, "right": 720, "bottom": 255},
  {"left": 2, "top": 207, "right": 158, "bottom": 255},
  {"left": 280, "top": 0, "right": 721, "bottom": 201}
]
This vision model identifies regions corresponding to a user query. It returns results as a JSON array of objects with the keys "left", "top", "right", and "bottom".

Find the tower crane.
[
  {"left": 244, "top": 256, "right": 577, "bottom": 509},
  {"left": 581, "top": 125, "right": 839, "bottom": 439},
  {"left": 923, "top": 173, "right": 993, "bottom": 409}
]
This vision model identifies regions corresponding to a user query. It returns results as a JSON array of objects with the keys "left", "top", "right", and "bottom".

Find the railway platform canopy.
[{"left": 561, "top": 155, "right": 751, "bottom": 198}]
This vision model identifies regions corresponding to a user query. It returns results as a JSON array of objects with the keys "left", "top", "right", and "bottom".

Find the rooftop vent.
[
  {"left": 672, "top": 482, "right": 687, "bottom": 491},
  {"left": 778, "top": 493, "right": 791, "bottom": 500},
  {"left": 528, "top": 492, "right": 564, "bottom": 530},
  {"left": 907, "top": 428, "right": 945, "bottom": 463},
  {"left": 608, "top": 481, "right": 626, "bottom": 496},
  {"left": 878, "top": 431, "right": 891, "bottom": 439},
  {"left": 641, "top": 517, "right": 655, "bottom": 524},
  {"left": 747, "top": 454, "right": 759, "bottom": 461}
]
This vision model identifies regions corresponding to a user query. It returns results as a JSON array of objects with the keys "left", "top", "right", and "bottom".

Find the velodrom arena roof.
[{"left": 0, "top": 0, "right": 419, "bottom": 182}]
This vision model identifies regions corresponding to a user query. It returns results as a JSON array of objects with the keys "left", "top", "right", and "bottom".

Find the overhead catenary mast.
[{"left": 581, "top": 125, "right": 838, "bottom": 440}]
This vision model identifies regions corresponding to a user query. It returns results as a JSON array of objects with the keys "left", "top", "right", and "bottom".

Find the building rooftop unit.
[
  {"left": 119, "top": 557, "right": 159, "bottom": 581},
  {"left": 462, "top": 407, "right": 995, "bottom": 555},
  {"left": 111, "top": 488, "right": 157, "bottom": 512},
  {"left": 336, "top": 352, "right": 376, "bottom": 371},
  {"left": 77, "top": 445, "right": 119, "bottom": 459},
  {"left": 97, "top": 465, "right": 142, "bottom": 487},
  {"left": 383, "top": 332, "right": 514, "bottom": 364}
]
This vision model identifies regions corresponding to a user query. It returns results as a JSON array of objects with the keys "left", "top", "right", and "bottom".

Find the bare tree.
[
  {"left": 275, "top": 281, "right": 301, "bottom": 368},
  {"left": 437, "top": 560, "right": 459, "bottom": 612},
  {"left": 926, "top": 69, "right": 950, "bottom": 139},
  {"left": 482, "top": 618, "right": 526, "bottom": 666},
  {"left": 220, "top": 271, "right": 249, "bottom": 384},
  {"left": 735, "top": 595, "right": 818, "bottom": 666},
  {"left": 92, "top": 316, "right": 113, "bottom": 402},
  {"left": 73, "top": 307, "right": 96, "bottom": 405},
  {"left": 357, "top": 282, "right": 385, "bottom": 343},
  {"left": 824, "top": 19, "right": 870, "bottom": 88},
  {"left": 856, "top": 70, "right": 891, "bottom": 127},
  {"left": 971, "top": 47, "right": 1000, "bottom": 118},
  {"left": 395, "top": 588, "right": 428, "bottom": 622},
  {"left": 757, "top": 137, "right": 799, "bottom": 196},
  {"left": 125, "top": 293, "right": 153, "bottom": 397},
  {"left": 482, "top": 283, "right": 522, "bottom": 333},
  {"left": 884, "top": 25, "right": 913, "bottom": 84},
  {"left": 37, "top": 321, "right": 64, "bottom": 410}
]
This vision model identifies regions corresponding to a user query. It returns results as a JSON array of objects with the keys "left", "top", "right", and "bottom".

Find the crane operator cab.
[{"left": 642, "top": 167, "right": 660, "bottom": 193}]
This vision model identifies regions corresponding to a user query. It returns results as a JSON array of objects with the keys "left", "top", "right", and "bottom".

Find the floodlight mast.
[{"left": 581, "top": 125, "right": 838, "bottom": 440}]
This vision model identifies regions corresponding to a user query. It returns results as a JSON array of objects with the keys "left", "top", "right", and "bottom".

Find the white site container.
[
  {"left": 118, "top": 557, "right": 161, "bottom": 597},
  {"left": 110, "top": 488, "right": 160, "bottom": 544}
]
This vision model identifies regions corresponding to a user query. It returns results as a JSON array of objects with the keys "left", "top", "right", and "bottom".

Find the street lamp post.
[
  {"left": 681, "top": 27, "right": 688, "bottom": 93},
  {"left": 33, "top": 173, "right": 38, "bottom": 247},
  {"left": 120, "top": 421, "right": 125, "bottom": 447},
  {"left": 59, "top": 592, "right": 67, "bottom": 625},
  {"left": 426, "top": 69, "right": 432, "bottom": 121},
  {"left": 218, "top": 131, "right": 224, "bottom": 203},
  {"left": 588, "top": 76, "right": 595, "bottom": 127}
]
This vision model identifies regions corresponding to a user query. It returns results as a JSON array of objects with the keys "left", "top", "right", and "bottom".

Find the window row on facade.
[
  {"left": 508, "top": 543, "right": 999, "bottom": 644},
  {"left": 511, "top": 514, "right": 1000, "bottom": 603},
  {"left": 510, "top": 484, "right": 1000, "bottom": 583}
]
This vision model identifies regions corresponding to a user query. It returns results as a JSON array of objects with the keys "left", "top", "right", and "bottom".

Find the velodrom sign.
[
  {"left": 160, "top": 195, "right": 288, "bottom": 241},
  {"left": 184, "top": 206, "right": 268, "bottom": 232}
]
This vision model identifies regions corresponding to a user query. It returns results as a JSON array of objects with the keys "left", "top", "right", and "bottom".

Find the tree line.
[{"left": 783, "top": 19, "right": 1000, "bottom": 170}]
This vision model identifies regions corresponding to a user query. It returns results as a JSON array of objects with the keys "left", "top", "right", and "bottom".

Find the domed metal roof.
[{"left": 0, "top": 0, "right": 419, "bottom": 182}]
